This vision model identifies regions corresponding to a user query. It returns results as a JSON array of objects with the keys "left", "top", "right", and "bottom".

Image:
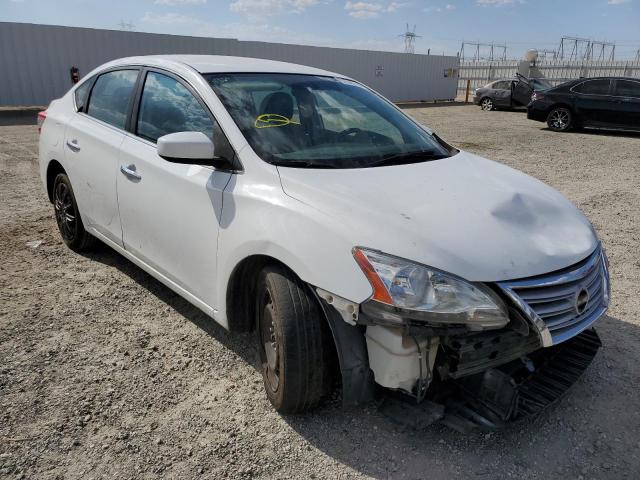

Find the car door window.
[
  {"left": 74, "top": 77, "right": 94, "bottom": 113},
  {"left": 137, "top": 72, "right": 214, "bottom": 143},
  {"left": 614, "top": 80, "right": 640, "bottom": 98},
  {"left": 136, "top": 71, "right": 234, "bottom": 161},
  {"left": 86, "top": 70, "right": 139, "bottom": 129},
  {"left": 492, "top": 81, "right": 509, "bottom": 90},
  {"left": 572, "top": 79, "right": 611, "bottom": 95}
]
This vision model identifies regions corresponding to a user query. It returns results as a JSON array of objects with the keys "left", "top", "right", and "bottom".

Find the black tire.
[
  {"left": 546, "top": 107, "right": 573, "bottom": 132},
  {"left": 480, "top": 97, "right": 494, "bottom": 111},
  {"left": 52, "top": 173, "right": 95, "bottom": 252},
  {"left": 255, "top": 265, "right": 331, "bottom": 413}
]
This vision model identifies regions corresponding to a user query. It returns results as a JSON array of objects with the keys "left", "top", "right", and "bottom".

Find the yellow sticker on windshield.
[{"left": 254, "top": 113, "right": 300, "bottom": 129}]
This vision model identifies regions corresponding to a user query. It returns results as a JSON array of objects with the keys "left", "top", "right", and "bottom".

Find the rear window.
[
  {"left": 492, "top": 81, "right": 511, "bottom": 90},
  {"left": 86, "top": 70, "right": 139, "bottom": 130},
  {"left": 74, "top": 79, "right": 93, "bottom": 113},
  {"left": 572, "top": 79, "right": 611, "bottom": 95},
  {"left": 614, "top": 80, "right": 640, "bottom": 98}
]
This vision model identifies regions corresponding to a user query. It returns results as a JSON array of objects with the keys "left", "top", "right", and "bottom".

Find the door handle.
[
  {"left": 66, "top": 139, "right": 80, "bottom": 152},
  {"left": 120, "top": 164, "right": 142, "bottom": 181}
]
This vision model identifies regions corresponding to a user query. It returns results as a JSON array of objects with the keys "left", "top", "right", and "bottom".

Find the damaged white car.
[{"left": 39, "top": 55, "right": 609, "bottom": 427}]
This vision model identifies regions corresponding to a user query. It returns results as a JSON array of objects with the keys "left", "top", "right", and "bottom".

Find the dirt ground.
[{"left": 1, "top": 105, "right": 639, "bottom": 479}]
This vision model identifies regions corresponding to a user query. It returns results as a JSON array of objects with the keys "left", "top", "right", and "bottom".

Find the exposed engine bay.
[{"left": 316, "top": 270, "right": 604, "bottom": 432}]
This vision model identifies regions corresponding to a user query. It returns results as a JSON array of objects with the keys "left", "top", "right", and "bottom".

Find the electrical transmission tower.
[
  {"left": 557, "top": 37, "right": 591, "bottom": 61},
  {"left": 459, "top": 41, "right": 507, "bottom": 61},
  {"left": 118, "top": 20, "right": 135, "bottom": 31},
  {"left": 589, "top": 40, "right": 616, "bottom": 61},
  {"left": 399, "top": 24, "right": 420, "bottom": 54},
  {"left": 557, "top": 37, "right": 615, "bottom": 61},
  {"left": 537, "top": 49, "right": 558, "bottom": 61}
]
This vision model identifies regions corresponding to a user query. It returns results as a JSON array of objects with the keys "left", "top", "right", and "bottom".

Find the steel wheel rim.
[
  {"left": 550, "top": 109, "right": 569, "bottom": 129},
  {"left": 54, "top": 181, "right": 76, "bottom": 240},
  {"left": 481, "top": 99, "right": 492, "bottom": 110},
  {"left": 259, "top": 290, "right": 280, "bottom": 393}
]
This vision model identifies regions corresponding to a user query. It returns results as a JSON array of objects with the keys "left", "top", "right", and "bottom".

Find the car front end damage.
[{"left": 317, "top": 245, "right": 609, "bottom": 431}]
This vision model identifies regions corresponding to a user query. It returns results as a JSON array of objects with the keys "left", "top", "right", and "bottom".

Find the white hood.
[{"left": 277, "top": 151, "right": 598, "bottom": 282}]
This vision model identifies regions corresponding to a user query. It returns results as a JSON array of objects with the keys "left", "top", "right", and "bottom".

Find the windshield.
[
  {"left": 530, "top": 78, "right": 552, "bottom": 90},
  {"left": 204, "top": 73, "right": 451, "bottom": 168}
]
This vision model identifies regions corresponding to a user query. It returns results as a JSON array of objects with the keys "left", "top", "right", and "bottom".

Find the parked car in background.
[
  {"left": 528, "top": 77, "right": 640, "bottom": 132},
  {"left": 39, "top": 56, "right": 609, "bottom": 427},
  {"left": 474, "top": 74, "right": 551, "bottom": 111}
]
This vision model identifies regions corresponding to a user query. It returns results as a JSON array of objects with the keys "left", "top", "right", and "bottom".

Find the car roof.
[
  {"left": 105, "top": 54, "right": 348, "bottom": 78},
  {"left": 571, "top": 76, "right": 639, "bottom": 82}
]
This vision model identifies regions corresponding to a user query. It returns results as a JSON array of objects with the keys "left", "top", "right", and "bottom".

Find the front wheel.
[
  {"left": 480, "top": 97, "right": 494, "bottom": 111},
  {"left": 256, "top": 265, "right": 332, "bottom": 413},
  {"left": 53, "top": 173, "right": 95, "bottom": 252},
  {"left": 546, "top": 107, "right": 573, "bottom": 132}
]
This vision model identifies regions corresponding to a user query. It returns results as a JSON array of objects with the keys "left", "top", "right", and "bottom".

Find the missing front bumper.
[
  {"left": 378, "top": 328, "right": 601, "bottom": 432},
  {"left": 438, "top": 328, "right": 602, "bottom": 432}
]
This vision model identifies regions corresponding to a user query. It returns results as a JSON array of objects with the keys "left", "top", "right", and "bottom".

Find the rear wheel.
[
  {"left": 546, "top": 107, "right": 573, "bottom": 132},
  {"left": 480, "top": 97, "right": 494, "bottom": 111},
  {"left": 53, "top": 173, "right": 94, "bottom": 252},
  {"left": 256, "top": 265, "right": 331, "bottom": 413}
]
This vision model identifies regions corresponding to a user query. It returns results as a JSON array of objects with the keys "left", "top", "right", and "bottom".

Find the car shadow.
[
  {"left": 81, "top": 241, "right": 254, "bottom": 357},
  {"left": 82, "top": 242, "right": 636, "bottom": 478},
  {"left": 540, "top": 127, "right": 640, "bottom": 139}
]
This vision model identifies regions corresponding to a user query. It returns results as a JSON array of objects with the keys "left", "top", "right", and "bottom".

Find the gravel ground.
[{"left": 1, "top": 105, "right": 639, "bottom": 479}]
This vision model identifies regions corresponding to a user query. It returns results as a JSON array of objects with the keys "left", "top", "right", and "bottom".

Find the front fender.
[{"left": 214, "top": 172, "right": 373, "bottom": 327}]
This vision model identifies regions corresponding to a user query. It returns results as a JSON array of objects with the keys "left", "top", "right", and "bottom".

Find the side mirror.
[
  {"left": 419, "top": 124, "right": 434, "bottom": 135},
  {"left": 157, "top": 131, "right": 232, "bottom": 168}
]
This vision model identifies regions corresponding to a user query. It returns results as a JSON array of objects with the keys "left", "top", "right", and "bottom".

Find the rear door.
[
  {"left": 63, "top": 68, "right": 140, "bottom": 245},
  {"left": 491, "top": 81, "right": 512, "bottom": 106},
  {"left": 571, "top": 79, "right": 614, "bottom": 127},
  {"left": 117, "top": 69, "right": 234, "bottom": 310},
  {"left": 612, "top": 79, "right": 640, "bottom": 130},
  {"left": 511, "top": 79, "right": 533, "bottom": 106}
]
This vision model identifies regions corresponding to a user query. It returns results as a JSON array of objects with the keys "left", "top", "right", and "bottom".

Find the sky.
[{"left": 1, "top": 0, "right": 639, "bottom": 59}]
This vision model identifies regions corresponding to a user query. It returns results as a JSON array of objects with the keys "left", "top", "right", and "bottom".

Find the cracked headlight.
[{"left": 353, "top": 248, "right": 509, "bottom": 330}]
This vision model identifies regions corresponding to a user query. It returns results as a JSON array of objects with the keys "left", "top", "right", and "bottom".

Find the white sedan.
[{"left": 39, "top": 55, "right": 609, "bottom": 423}]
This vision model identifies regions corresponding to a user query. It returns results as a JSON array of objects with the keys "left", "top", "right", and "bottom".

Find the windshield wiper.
[
  {"left": 367, "top": 151, "right": 448, "bottom": 168},
  {"left": 273, "top": 159, "right": 337, "bottom": 169}
]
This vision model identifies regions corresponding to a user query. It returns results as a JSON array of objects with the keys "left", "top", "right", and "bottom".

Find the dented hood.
[{"left": 277, "top": 151, "right": 598, "bottom": 282}]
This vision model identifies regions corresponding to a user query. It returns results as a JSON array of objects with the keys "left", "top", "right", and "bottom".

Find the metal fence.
[
  {"left": 457, "top": 59, "right": 640, "bottom": 95},
  {"left": 0, "top": 22, "right": 459, "bottom": 106}
]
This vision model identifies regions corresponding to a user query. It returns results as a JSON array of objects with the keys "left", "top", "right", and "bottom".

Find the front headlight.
[{"left": 353, "top": 248, "right": 509, "bottom": 330}]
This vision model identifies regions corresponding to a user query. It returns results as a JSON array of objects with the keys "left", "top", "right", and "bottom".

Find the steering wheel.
[{"left": 337, "top": 127, "right": 362, "bottom": 139}]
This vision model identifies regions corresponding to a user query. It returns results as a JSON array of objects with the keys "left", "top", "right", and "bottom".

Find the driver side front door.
[{"left": 117, "top": 69, "right": 234, "bottom": 311}]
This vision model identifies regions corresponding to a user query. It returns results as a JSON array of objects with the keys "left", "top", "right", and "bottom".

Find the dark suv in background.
[
  {"left": 527, "top": 77, "right": 640, "bottom": 132},
  {"left": 474, "top": 74, "right": 551, "bottom": 111}
]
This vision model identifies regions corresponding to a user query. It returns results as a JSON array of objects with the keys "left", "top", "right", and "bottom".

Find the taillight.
[
  {"left": 37, "top": 111, "right": 47, "bottom": 134},
  {"left": 531, "top": 92, "right": 544, "bottom": 102}
]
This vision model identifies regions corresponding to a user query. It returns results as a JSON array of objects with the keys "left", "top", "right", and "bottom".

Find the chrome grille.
[{"left": 499, "top": 246, "right": 610, "bottom": 346}]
